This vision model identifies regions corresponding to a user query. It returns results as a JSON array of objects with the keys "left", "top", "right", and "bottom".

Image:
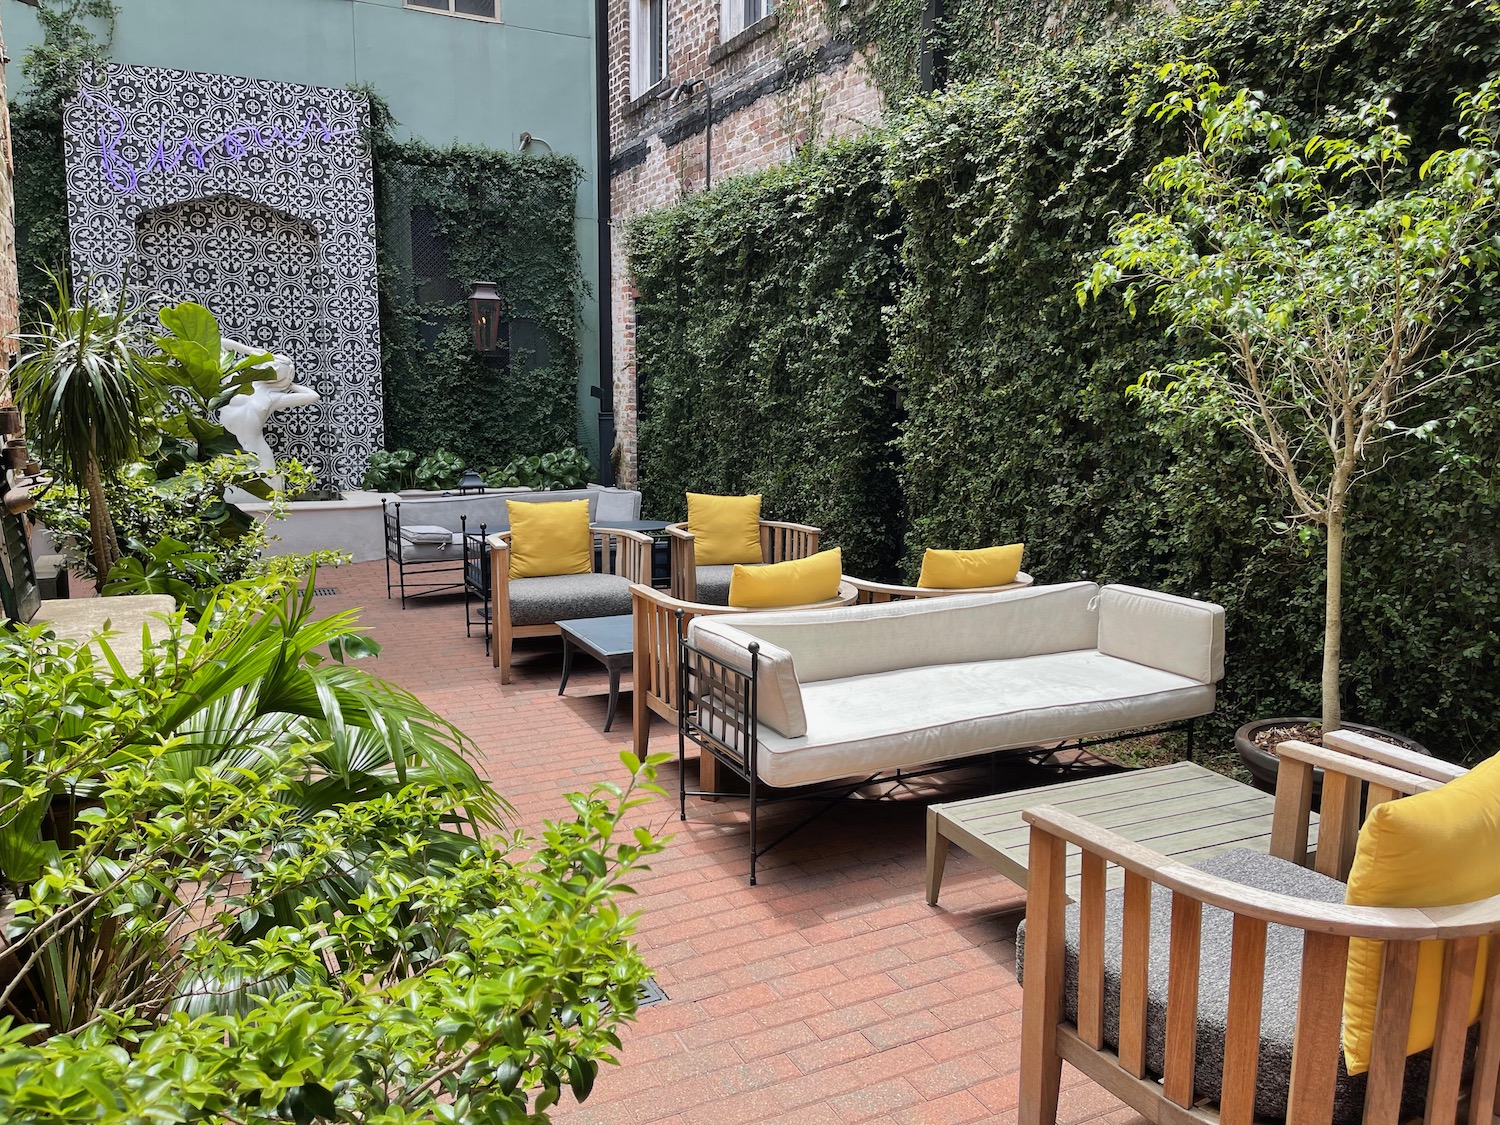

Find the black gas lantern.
[{"left": 469, "top": 281, "right": 508, "bottom": 356}]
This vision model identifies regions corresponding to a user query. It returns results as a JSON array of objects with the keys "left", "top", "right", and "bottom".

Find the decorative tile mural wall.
[{"left": 63, "top": 64, "right": 383, "bottom": 487}]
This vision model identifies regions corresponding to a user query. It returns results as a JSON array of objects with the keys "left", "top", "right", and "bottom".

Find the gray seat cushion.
[
  {"left": 400, "top": 534, "right": 463, "bottom": 562},
  {"left": 1014, "top": 848, "right": 1451, "bottom": 1124},
  {"left": 508, "top": 573, "right": 633, "bottom": 627}
]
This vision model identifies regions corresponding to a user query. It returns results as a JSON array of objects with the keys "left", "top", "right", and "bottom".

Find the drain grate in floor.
[
  {"left": 311, "top": 587, "right": 340, "bottom": 597},
  {"left": 637, "top": 977, "right": 669, "bottom": 1008}
]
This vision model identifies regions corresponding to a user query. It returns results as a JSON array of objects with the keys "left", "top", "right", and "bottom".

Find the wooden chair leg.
[{"left": 1019, "top": 826, "right": 1066, "bottom": 1125}]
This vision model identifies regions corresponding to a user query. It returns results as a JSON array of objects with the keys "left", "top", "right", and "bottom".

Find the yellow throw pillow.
[
  {"left": 686, "top": 492, "right": 764, "bottom": 566},
  {"left": 1342, "top": 752, "right": 1500, "bottom": 1074},
  {"left": 506, "top": 499, "right": 592, "bottom": 580},
  {"left": 916, "top": 543, "right": 1024, "bottom": 589},
  {"left": 728, "top": 548, "right": 842, "bottom": 609}
]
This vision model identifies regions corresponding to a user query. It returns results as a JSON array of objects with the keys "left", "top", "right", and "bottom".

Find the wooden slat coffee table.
[{"left": 926, "top": 761, "right": 1318, "bottom": 905}]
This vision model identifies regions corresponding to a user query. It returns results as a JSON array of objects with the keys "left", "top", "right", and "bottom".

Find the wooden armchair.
[
  {"left": 1018, "top": 739, "right": 1499, "bottom": 1125},
  {"left": 630, "top": 581, "right": 858, "bottom": 782},
  {"left": 666, "top": 519, "right": 821, "bottom": 604},
  {"left": 487, "top": 526, "right": 652, "bottom": 685},
  {"left": 846, "top": 570, "right": 1034, "bottom": 604}
]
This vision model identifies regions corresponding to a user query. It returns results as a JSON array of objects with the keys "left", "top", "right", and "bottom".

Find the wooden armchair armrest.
[
  {"left": 846, "top": 572, "right": 1035, "bottom": 603},
  {"left": 592, "top": 525, "right": 653, "bottom": 583},
  {"left": 1322, "top": 729, "right": 1466, "bottom": 782},
  {"left": 1270, "top": 739, "right": 1445, "bottom": 880}
]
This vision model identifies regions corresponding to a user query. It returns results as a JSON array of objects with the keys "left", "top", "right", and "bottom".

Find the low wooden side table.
[
  {"left": 926, "top": 761, "right": 1317, "bottom": 905},
  {"left": 557, "top": 614, "right": 634, "bottom": 732}
]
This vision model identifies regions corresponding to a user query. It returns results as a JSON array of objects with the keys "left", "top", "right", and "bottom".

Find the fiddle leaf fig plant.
[{"left": 1084, "top": 67, "right": 1500, "bottom": 732}]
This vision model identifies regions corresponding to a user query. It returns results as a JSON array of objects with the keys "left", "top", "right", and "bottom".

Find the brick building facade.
[{"left": 604, "top": 0, "right": 883, "bottom": 484}]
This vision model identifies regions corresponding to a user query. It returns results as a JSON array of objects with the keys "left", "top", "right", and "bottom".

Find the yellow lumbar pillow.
[
  {"left": 506, "top": 499, "right": 592, "bottom": 579},
  {"left": 729, "top": 548, "right": 842, "bottom": 609},
  {"left": 916, "top": 543, "right": 1024, "bottom": 589},
  {"left": 686, "top": 492, "right": 764, "bottom": 566},
  {"left": 1341, "top": 751, "right": 1500, "bottom": 1075}
]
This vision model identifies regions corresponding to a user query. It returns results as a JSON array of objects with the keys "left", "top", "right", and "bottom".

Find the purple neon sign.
[{"left": 83, "top": 90, "right": 358, "bottom": 195}]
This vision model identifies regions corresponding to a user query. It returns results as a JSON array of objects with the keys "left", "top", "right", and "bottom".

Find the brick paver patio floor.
[{"left": 325, "top": 559, "right": 1150, "bottom": 1125}]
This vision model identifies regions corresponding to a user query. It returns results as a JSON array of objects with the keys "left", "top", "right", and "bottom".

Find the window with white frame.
[
  {"left": 405, "top": 0, "right": 498, "bottom": 20},
  {"left": 630, "top": 0, "right": 669, "bottom": 99},
  {"left": 721, "top": 0, "right": 773, "bottom": 40}
]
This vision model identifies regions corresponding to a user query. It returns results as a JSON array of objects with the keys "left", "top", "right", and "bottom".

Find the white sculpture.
[{"left": 217, "top": 339, "right": 321, "bottom": 478}]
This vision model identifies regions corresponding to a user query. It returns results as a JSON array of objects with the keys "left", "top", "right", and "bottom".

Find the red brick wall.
[{"left": 606, "top": 1, "right": 883, "bottom": 485}]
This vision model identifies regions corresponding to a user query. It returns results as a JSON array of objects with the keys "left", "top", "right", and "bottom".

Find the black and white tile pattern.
[{"left": 63, "top": 64, "right": 383, "bottom": 487}]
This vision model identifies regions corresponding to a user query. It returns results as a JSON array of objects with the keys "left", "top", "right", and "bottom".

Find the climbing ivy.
[
  {"left": 630, "top": 0, "right": 1500, "bottom": 759},
  {"left": 800, "top": 0, "right": 1134, "bottom": 107},
  {"left": 367, "top": 94, "right": 586, "bottom": 474},
  {"left": 629, "top": 137, "right": 905, "bottom": 577}
]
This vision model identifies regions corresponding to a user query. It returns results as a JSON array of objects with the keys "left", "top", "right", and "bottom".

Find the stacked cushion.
[
  {"left": 916, "top": 543, "right": 1024, "bottom": 589},
  {"left": 687, "top": 493, "right": 764, "bottom": 566},
  {"left": 507, "top": 499, "right": 592, "bottom": 580},
  {"left": 729, "top": 548, "right": 842, "bottom": 609}
]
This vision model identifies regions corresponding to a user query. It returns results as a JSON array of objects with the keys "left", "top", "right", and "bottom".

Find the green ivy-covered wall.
[
  {"left": 371, "top": 100, "right": 584, "bottom": 472},
  {"left": 629, "top": 0, "right": 1500, "bottom": 760}
]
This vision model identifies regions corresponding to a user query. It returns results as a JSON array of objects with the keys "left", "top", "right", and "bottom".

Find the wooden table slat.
[{"left": 928, "top": 763, "right": 1318, "bottom": 901}]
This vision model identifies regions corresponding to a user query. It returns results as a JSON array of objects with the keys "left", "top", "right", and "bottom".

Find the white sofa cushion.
[
  {"left": 755, "top": 652, "right": 1214, "bottom": 788},
  {"left": 1097, "top": 584, "right": 1225, "bottom": 684},
  {"left": 687, "top": 626, "right": 806, "bottom": 738},
  {"left": 697, "top": 582, "right": 1101, "bottom": 683}
]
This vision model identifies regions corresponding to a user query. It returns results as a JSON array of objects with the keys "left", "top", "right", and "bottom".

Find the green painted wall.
[{"left": 0, "top": 0, "right": 604, "bottom": 466}]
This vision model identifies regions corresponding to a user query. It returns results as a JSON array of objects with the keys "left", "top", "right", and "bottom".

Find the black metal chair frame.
[
  {"left": 383, "top": 499, "right": 466, "bottom": 608},
  {"left": 676, "top": 622, "right": 1196, "bottom": 886},
  {"left": 461, "top": 517, "right": 491, "bottom": 654}
]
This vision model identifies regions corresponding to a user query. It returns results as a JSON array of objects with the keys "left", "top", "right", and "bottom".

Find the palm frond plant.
[{"left": 11, "top": 274, "right": 155, "bottom": 588}]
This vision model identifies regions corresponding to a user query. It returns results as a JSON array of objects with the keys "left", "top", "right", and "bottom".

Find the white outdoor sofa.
[{"left": 681, "top": 581, "right": 1225, "bottom": 883}]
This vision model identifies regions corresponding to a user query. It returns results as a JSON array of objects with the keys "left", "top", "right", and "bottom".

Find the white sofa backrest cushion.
[
  {"left": 694, "top": 582, "right": 1101, "bottom": 684},
  {"left": 686, "top": 625, "right": 807, "bottom": 738},
  {"left": 1096, "top": 584, "right": 1225, "bottom": 684}
]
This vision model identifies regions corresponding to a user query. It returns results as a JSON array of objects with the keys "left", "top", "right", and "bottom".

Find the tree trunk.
[
  {"left": 82, "top": 455, "right": 120, "bottom": 592},
  {"left": 1322, "top": 505, "right": 1344, "bottom": 733}
]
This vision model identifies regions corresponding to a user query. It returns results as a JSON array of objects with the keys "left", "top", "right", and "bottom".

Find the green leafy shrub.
[
  {"left": 0, "top": 576, "right": 663, "bottom": 1119},
  {"left": 360, "top": 447, "right": 418, "bottom": 491},
  {"left": 413, "top": 447, "right": 465, "bottom": 490},
  {"left": 483, "top": 445, "right": 594, "bottom": 490}
]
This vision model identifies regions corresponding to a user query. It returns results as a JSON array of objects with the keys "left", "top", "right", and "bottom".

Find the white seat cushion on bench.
[{"left": 756, "top": 651, "right": 1213, "bottom": 788}]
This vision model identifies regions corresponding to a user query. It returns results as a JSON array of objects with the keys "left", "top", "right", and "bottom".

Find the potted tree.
[{"left": 1085, "top": 66, "right": 1500, "bottom": 781}]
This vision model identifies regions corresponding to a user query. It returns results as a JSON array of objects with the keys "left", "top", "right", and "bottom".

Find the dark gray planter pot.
[{"left": 1234, "top": 716, "right": 1430, "bottom": 793}]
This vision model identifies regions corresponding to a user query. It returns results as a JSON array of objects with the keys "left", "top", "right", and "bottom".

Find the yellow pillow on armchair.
[
  {"left": 729, "top": 548, "right": 841, "bottom": 609},
  {"left": 916, "top": 543, "right": 1024, "bottom": 589},
  {"left": 506, "top": 499, "right": 592, "bottom": 579},
  {"left": 1341, "top": 751, "right": 1500, "bottom": 1074},
  {"left": 686, "top": 492, "right": 764, "bottom": 566}
]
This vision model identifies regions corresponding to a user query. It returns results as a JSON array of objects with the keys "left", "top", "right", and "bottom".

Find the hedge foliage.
[
  {"left": 628, "top": 0, "right": 1500, "bottom": 759},
  {"left": 630, "top": 139, "right": 907, "bottom": 576}
]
